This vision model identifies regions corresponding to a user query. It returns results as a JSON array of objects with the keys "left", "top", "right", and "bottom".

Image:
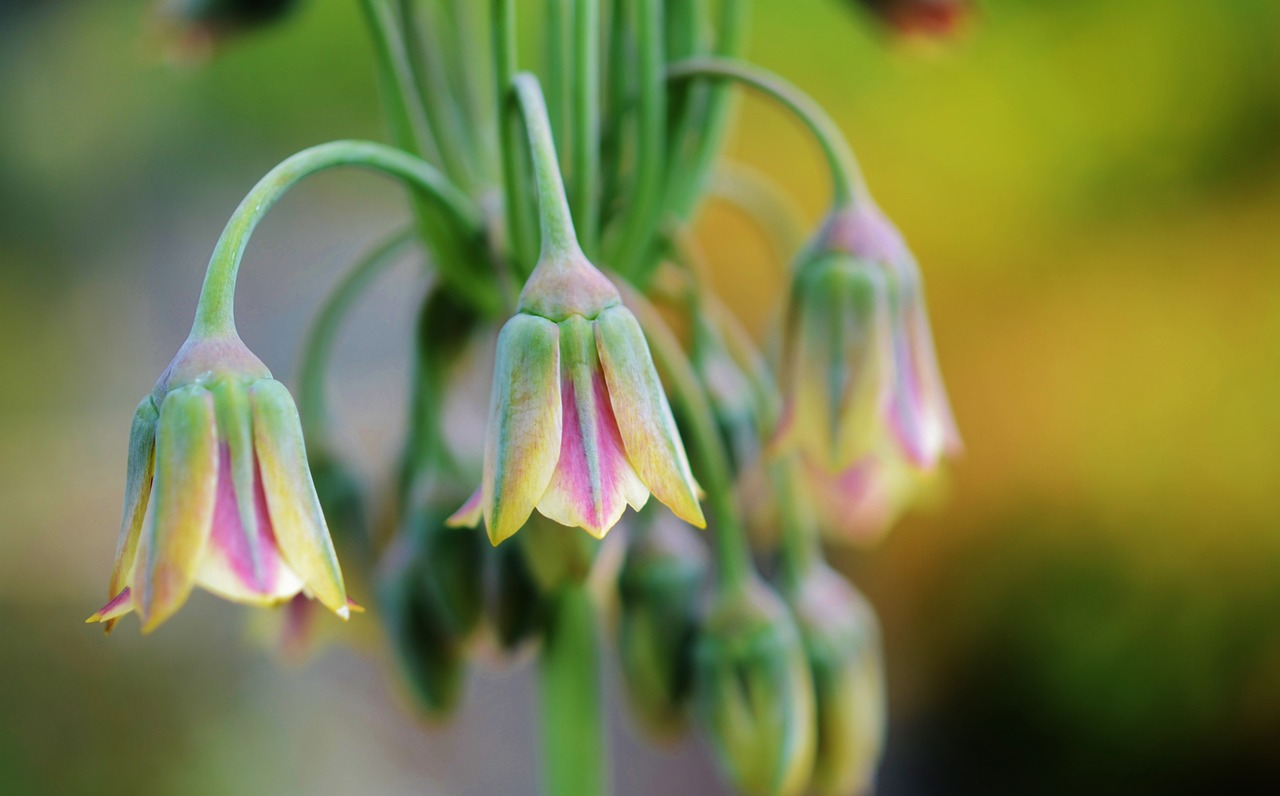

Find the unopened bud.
[
  {"left": 617, "top": 511, "right": 709, "bottom": 736},
  {"left": 785, "top": 565, "right": 886, "bottom": 796},
  {"left": 693, "top": 580, "right": 816, "bottom": 796}
]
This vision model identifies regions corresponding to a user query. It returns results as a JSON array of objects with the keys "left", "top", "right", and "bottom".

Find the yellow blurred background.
[{"left": 1, "top": 0, "right": 1278, "bottom": 793}]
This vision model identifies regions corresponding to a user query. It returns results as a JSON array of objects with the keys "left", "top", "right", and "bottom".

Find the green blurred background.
[{"left": 2, "top": 0, "right": 1279, "bottom": 793}]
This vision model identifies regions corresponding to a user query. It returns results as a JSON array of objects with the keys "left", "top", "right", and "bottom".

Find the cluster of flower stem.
[{"left": 100, "top": 2, "right": 965, "bottom": 795}]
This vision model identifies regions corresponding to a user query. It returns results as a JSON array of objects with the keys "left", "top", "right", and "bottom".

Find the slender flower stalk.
[{"left": 570, "top": 0, "right": 602, "bottom": 256}]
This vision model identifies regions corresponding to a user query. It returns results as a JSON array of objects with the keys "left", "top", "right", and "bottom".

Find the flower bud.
[
  {"left": 849, "top": 0, "right": 971, "bottom": 38},
  {"left": 616, "top": 510, "right": 709, "bottom": 736},
  {"left": 693, "top": 580, "right": 816, "bottom": 796},
  {"left": 157, "top": 0, "right": 301, "bottom": 54},
  {"left": 450, "top": 248, "right": 704, "bottom": 544},
  {"left": 376, "top": 500, "right": 484, "bottom": 718},
  {"left": 777, "top": 249, "right": 896, "bottom": 474},
  {"left": 487, "top": 530, "right": 546, "bottom": 651},
  {"left": 816, "top": 203, "right": 961, "bottom": 471},
  {"left": 784, "top": 565, "right": 886, "bottom": 796},
  {"left": 90, "top": 333, "right": 350, "bottom": 633},
  {"left": 805, "top": 449, "right": 920, "bottom": 545}
]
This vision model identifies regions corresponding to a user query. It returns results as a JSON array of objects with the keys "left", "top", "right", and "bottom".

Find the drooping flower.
[
  {"left": 815, "top": 203, "right": 961, "bottom": 470},
  {"left": 693, "top": 579, "right": 817, "bottom": 796},
  {"left": 776, "top": 237, "right": 897, "bottom": 475},
  {"left": 449, "top": 245, "right": 704, "bottom": 544},
  {"left": 782, "top": 564, "right": 887, "bottom": 796},
  {"left": 88, "top": 333, "right": 350, "bottom": 633},
  {"left": 802, "top": 448, "right": 921, "bottom": 544}
]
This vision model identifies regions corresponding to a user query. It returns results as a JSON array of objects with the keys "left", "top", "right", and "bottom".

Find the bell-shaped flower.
[
  {"left": 783, "top": 564, "right": 887, "bottom": 796},
  {"left": 693, "top": 579, "right": 817, "bottom": 796},
  {"left": 88, "top": 333, "right": 351, "bottom": 633},
  {"left": 817, "top": 203, "right": 961, "bottom": 470},
  {"left": 449, "top": 245, "right": 704, "bottom": 544},
  {"left": 776, "top": 246, "right": 896, "bottom": 475}
]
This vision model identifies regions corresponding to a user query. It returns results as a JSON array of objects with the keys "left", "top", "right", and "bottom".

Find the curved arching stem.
[
  {"left": 298, "top": 228, "right": 417, "bottom": 448},
  {"left": 667, "top": 55, "right": 869, "bottom": 210},
  {"left": 190, "top": 140, "right": 483, "bottom": 340}
]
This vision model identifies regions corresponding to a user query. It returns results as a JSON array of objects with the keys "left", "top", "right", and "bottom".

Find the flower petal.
[
  {"left": 86, "top": 587, "right": 136, "bottom": 626},
  {"left": 482, "top": 314, "right": 563, "bottom": 545},
  {"left": 594, "top": 306, "right": 704, "bottom": 528},
  {"left": 536, "top": 316, "right": 649, "bottom": 538},
  {"left": 832, "top": 262, "right": 895, "bottom": 470},
  {"left": 104, "top": 396, "right": 159, "bottom": 631},
  {"left": 446, "top": 486, "right": 484, "bottom": 528},
  {"left": 250, "top": 379, "right": 347, "bottom": 617},
  {"left": 135, "top": 384, "right": 219, "bottom": 632},
  {"left": 195, "top": 443, "right": 304, "bottom": 604}
]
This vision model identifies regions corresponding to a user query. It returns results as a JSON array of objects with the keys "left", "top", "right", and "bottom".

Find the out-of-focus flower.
[
  {"left": 776, "top": 247, "right": 896, "bottom": 474},
  {"left": 89, "top": 334, "right": 350, "bottom": 633},
  {"left": 617, "top": 510, "right": 709, "bottom": 736},
  {"left": 804, "top": 447, "right": 921, "bottom": 544},
  {"left": 850, "top": 0, "right": 971, "bottom": 38},
  {"left": 156, "top": 0, "right": 300, "bottom": 56},
  {"left": 377, "top": 499, "right": 485, "bottom": 718},
  {"left": 816, "top": 203, "right": 961, "bottom": 470},
  {"left": 450, "top": 246, "right": 704, "bottom": 544},
  {"left": 693, "top": 579, "right": 816, "bottom": 796},
  {"left": 783, "top": 564, "right": 886, "bottom": 796}
]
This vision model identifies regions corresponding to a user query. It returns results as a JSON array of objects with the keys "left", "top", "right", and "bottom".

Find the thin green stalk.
[
  {"left": 570, "top": 0, "right": 602, "bottom": 256},
  {"left": 399, "top": 0, "right": 479, "bottom": 191},
  {"left": 494, "top": 0, "right": 538, "bottom": 271},
  {"left": 358, "top": 0, "right": 438, "bottom": 162},
  {"left": 358, "top": 0, "right": 495, "bottom": 310},
  {"left": 773, "top": 455, "right": 822, "bottom": 591},
  {"left": 191, "top": 140, "right": 483, "bottom": 339},
  {"left": 512, "top": 73, "right": 580, "bottom": 259},
  {"left": 545, "top": 0, "right": 572, "bottom": 164},
  {"left": 613, "top": 279, "right": 754, "bottom": 595},
  {"left": 539, "top": 584, "right": 606, "bottom": 796},
  {"left": 663, "top": 0, "right": 750, "bottom": 222},
  {"left": 610, "top": 0, "right": 666, "bottom": 276},
  {"left": 668, "top": 56, "right": 867, "bottom": 209},
  {"left": 299, "top": 228, "right": 417, "bottom": 446},
  {"left": 708, "top": 161, "right": 807, "bottom": 262}
]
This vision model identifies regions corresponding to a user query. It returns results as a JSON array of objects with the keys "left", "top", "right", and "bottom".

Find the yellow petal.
[
  {"left": 104, "top": 396, "right": 158, "bottom": 631},
  {"left": 594, "top": 306, "right": 704, "bottom": 528},
  {"left": 482, "top": 314, "right": 563, "bottom": 545},
  {"left": 250, "top": 379, "right": 348, "bottom": 616},
  {"left": 135, "top": 385, "right": 219, "bottom": 632}
]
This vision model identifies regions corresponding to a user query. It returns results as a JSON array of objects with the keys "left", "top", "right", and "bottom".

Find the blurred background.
[{"left": 2, "top": 0, "right": 1279, "bottom": 794}]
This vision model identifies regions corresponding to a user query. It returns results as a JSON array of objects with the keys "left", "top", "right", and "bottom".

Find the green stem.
[
  {"left": 611, "top": 0, "right": 666, "bottom": 276},
  {"left": 539, "top": 584, "right": 606, "bottom": 796},
  {"left": 667, "top": 56, "right": 867, "bottom": 209},
  {"left": 512, "top": 73, "right": 581, "bottom": 260},
  {"left": 546, "top": 0, "right": 572, "bottom": 164},
  {"left": 358, "top": 0, "right": 496, "bottom": 311},
  {"left": 571, "top": 0, "right": 602, "bottom": 256},
  {"left": 613, "top": 279, "right": 753, "bottom": 595},
  {"left": 191, "top": 140, "right": 482, "bottom": 339},
  {"left": 773, "top": 455, "right": 822, "bottom": 590},
  {"left": 708, "top": 161, "right": 807, "bottom": 262},
  {"left": 663, "top": 0, "right": 750, "bottom": 221},
  {"left": 299, "top": 228, "right": 417, "bottom": 447},
  {"left": 358, "top": 0, "right": 438, "bottom": 162},
  {"left": 494, "top": 0, "right": 538, "bottom": 271},
  {"left": 399, "top": 0, "right": 478, "bottom": 191}
]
